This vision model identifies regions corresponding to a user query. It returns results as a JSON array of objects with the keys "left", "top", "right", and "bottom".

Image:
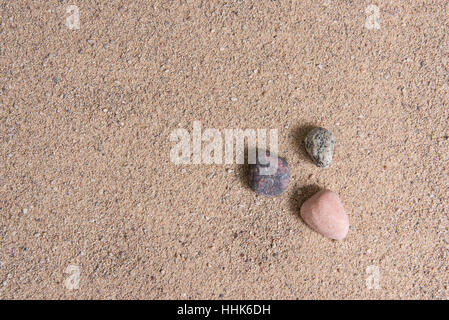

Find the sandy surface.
[{"left": 0, "top": 0, "right": 448, "bottom": 299}]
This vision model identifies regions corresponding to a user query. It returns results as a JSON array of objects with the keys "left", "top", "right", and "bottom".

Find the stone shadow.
[
  {"left": 291, "top": 123, "right": 318, "bottom": 165},
  {"left": 289, "top": 184, "right": 322, "bottom": 219}
]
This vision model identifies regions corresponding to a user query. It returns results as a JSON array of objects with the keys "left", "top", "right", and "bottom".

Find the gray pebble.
[{"left": 304, "top": 127, "right": 335, "bottom": 168}]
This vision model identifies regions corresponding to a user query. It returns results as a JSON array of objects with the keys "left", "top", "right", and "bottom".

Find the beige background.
[{"left": 0, "top": 0, "right": 448, "bottom": 299}]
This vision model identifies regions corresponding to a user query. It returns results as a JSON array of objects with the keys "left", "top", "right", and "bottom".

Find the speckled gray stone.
[{"left": 304, "top": 127, "right": 335, "bottom": 168}]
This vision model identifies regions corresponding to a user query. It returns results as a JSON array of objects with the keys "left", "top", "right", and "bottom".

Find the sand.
[{"left": 0, "top": 0, "right": 448, "bottom": 299}]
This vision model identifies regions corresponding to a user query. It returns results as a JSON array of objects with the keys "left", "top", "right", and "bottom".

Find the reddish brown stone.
[{"left": 249, "top": 151, "right": 290, "bottom": 196}]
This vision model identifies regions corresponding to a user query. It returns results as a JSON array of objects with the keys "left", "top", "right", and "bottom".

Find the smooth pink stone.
[{"left": 300, "top": 189, "right": 349, "bottom": 240}]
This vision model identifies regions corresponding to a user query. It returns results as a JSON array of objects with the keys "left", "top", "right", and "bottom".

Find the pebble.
[
  {"left": 249, "top": 150, "right": 290, "bottom": 196},
  {"left": 304, "top": 127, "right": 335, "bottom": 168},
  {"left": 300, "top": 189, "right": 349, "bottom": 240}
]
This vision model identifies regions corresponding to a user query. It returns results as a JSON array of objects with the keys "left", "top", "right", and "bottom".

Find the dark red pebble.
[{"left": 249, "top": 151, "right": 290, "bottom": 196}]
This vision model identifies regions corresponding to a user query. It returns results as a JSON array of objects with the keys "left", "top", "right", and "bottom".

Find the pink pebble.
[{"left": 300, "top": 189, "right": 349, "bottom": 240}]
